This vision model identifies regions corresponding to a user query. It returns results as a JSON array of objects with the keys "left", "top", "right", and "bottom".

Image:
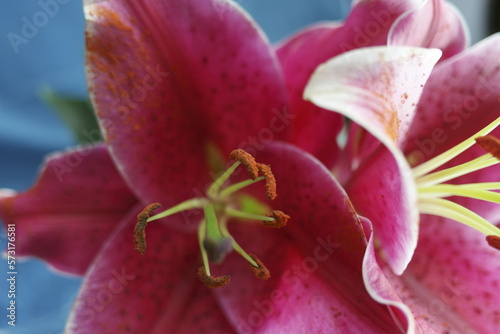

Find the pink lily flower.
[
  {"left": 0, "top": 0, "right": 449, "bottom": 332},
  {"left": 305, "top": 7, "right": 500, "bottom": 334}
]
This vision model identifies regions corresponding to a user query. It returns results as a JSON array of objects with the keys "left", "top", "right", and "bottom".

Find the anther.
[
  {"left": 197, "top": 266, "right": 231, "bottom": 288},
  {"left": 486, "top": 235, "right": 500, "bottom": 251},
  {"left": 476, "top": 136, "right": 500, "bottom": 160},
  {"left": 133, "top": 203, "right": 161, "bottom": 255},
  {"left": 257, "top": 163, "right": 277, "bottom": 200},
  {"left": 263, "top": 210, "right": 290, "bottom": 228},
  {"left": 230, "top": 149, "right": 259, "bottom": 179},
  {"left": 249, "top": 254, "right": 271, "bottom": 280}
]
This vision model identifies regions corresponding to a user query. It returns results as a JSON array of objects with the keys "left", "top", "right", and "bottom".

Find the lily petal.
[
  {"left": 214, "top": 142, "right": 405, "bottom": 332},
  {"left": 344, "top": 0, "right": 423, "bottom": 51},
  {"left": 404, "top": 215, "right": 500, "bottom": 333},
  {"left": 66, "top": 207, "right": 233, "bottom": 333},
  {"left": 276, "top": 22, "right": 344, "bottom": 168},
  {"left": 0, "top": 145, "right": 136, "bottom": 276},
  {"left": 361, "top": 217, "right": 418, "bottom": 334},
  {"left": 275, "top": 0, "right": 423, "bottom": 167},
  {"left": 85, "top": 0, "right": 288, "bottom": 209},
  {"left": 304, "top": 46, "right": 441, "bottom": 274},
  {"left": 347, "top": 146, "right": 418, "bottom": 276},
  {"left": 405, "top": 33, "right": 500, "bottom": 164},
  {"left": 304, "top": 46, "right": 441, "bottom": 149},
  {"left": 389, "top": 0, "right": 469, "bottom": 60},
  {"left": 216, "top": 227, "right": 402, "bottom": 333}
]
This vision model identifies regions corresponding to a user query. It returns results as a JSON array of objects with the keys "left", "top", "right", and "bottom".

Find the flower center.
[
  {"left": 410, "top": 117, "right": 500, "bottom": 251},
  {"left": 133, "top": 149, "right": 290, "bottom": 288}
]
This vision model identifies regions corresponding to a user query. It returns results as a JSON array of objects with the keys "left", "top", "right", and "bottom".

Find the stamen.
[
  {"left": 263, "top": 210, "right": 290, "bottom": 228},
  {"left": 133, "top": 203, "right": 161, "bottom": 255},
  {"left": 197, "top": 266, "right": 231, "bottom": 288},
  {"left": 418, "top": 184, "right": 500, "bottom": 204},
  {"left": 413, "top": 119, "right": 500, "bottom": 250},
  {"left": 416, "top": 154, "right": 498, "bottom": 187},
  {"left": 451, "top": 182, "right": 500, "bottom": 191},
  {"left": 486, "top": 235, "right": 500, "bottom": 251},
  {"left": 249, "top": 254, "right": 271, "bottom": 280},
  {"left": 198, "top": 220, "right": 211, "bottom": 275},
  {"left": 225, "top": 207, "right": 276, "bottom": 222},
  {"left": 412, "top": 117, "right": 500, "bottom": 178},
  {"left": 132, "top": 148, "right": 286, "bottom": 288},
  {"left": 257, "top": 163, "right": 277, "bottom": 200},
  {"left": 230, "top": 149, "right": 259, "bottom": 179},
  {"left": 147, "top": 198, "right": 208, "bottom": 222},
  {"left": 219, "top": 176, "right": 265, "bottom": 198},
  {"left": 418, "top": 197, "right": 500, "bottom": 236},
  {"left": 476, "top": 135, "right": 500, "bottom": 160}
]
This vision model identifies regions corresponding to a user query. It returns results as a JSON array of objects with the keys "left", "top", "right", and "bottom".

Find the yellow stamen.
[
  {"left": 418, "top": 197, "right": 500, "bottom": 236},
  {"left": 412, "top": 117, "right": 500, "bottom": 178},
  {"left": 416, "top": 154, "right": 498, "bottom": 187},
  {"left": 133, "top": 149, "right": 288, "bottom": 288},
  {"left": 411, "top": 117, "right": 500, "bottom": 247}
]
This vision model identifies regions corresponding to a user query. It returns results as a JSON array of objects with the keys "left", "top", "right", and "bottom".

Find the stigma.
[
  {"left": 133, "top": 149, "right": 289, "bottom": 288},
  {"left": 410, "top": 117, "right": 500, "bottom": 250}
]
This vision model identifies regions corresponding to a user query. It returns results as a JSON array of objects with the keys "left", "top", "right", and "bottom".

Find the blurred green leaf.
[{"left": 41, "top": 87, "right": 102, "bottom": 144}]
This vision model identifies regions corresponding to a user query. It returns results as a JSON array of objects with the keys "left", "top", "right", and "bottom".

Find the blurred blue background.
[
  {"left": 0, "top": 1, "right": 350, "bottom": 333},
  {"left": 0, "top": 0, "right": 491, "bottom": 333}
]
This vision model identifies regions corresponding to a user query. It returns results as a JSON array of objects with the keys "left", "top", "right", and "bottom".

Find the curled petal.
[
  {"left": 304, "top": 46, "right": 441, "bottom": 148},
  {"left": 305, "top": 46, "right": 441, "bottom": 274},
  {"left": 389, "top": 0, "right": 469, "bottom": 60}
]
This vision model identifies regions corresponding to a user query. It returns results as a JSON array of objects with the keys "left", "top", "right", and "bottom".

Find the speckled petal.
[
  {"left": 84, "top": 0, "right": 288, "bottom": 212},
  {"left": 214, "top": 226, "right": 403, "bottom": 333},
  {"left": 347, "top": 146, "right": 419, "bottom": 276},
  {"left": 405, "top": 33, "right": 500, "bottom": 165},
  {"left": 404, "top": 215, "right": 500, "bottom": 333},
  {"left": 304, "top": 46, "right": 441, "bottom": 274},
  {"left": 213, "top": 142, "right": 405, "bottom": 332},
  {"left": 65, "top": 207, "right": 234, "bottom": 333},
  {"left": 275, "top": 0, "right": 421, "bottom": 168},
  {"left": 389, "top": 0, "right": 469, "bottom": 60},
  {"left": 304, "top": 46, "right": 441, "bottom": 150},
  {"left": 0, "top": 144, "right": 136, "bottom": 276}
]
